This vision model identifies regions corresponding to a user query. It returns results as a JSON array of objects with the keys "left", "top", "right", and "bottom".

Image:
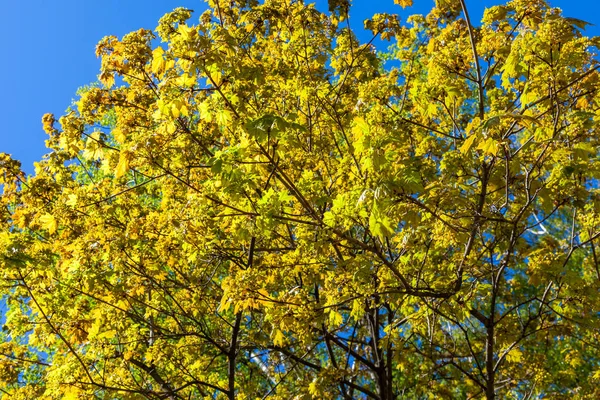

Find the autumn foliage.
[{"left": 1, "top": 0, "right": 600, "bottom": 398}]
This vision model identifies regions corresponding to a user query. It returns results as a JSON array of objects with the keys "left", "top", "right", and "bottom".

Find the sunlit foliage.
[{"left": 1, "top": 0, "right": 600, "bottom": 398}]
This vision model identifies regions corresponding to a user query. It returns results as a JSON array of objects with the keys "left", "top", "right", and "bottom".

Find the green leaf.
[{"left": 369, "top": 200, "right": 395, "bottom": 239}]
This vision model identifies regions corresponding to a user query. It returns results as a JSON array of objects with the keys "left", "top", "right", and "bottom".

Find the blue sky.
[{"left": 1, "top": 0, "right": 598, "bottom": 174}]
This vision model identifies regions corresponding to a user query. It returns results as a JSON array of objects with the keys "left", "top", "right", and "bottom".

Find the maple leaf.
[{"left": 394, "top": 0, "right": 413, "bottom": 8}]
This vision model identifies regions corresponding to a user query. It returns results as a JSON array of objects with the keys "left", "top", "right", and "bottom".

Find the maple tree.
[{"left": 2, "top": 0, "right": 600, "bottom": 398}]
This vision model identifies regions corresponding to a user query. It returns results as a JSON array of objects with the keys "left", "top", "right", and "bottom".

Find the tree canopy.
[{"left": 1, "top": 0, "right": 600, "bottom": 398}]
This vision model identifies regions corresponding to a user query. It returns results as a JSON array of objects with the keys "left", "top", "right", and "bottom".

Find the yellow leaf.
[
  {"left": 501, "top": 49, "right": 520, "bottom": 88},
  {"left": 219, "top": 298, "right": 232, "bottom": 312},
  {"left": 178, "top": 24, "right": 195, "bottom": 40},
  {"left": 426, "top": 103, "right": 438, "bottom": 117},
  {"left": 166, "top": 121, "right": 177, "bottom": 134},
  {"left": 112, "top": 127, "right": 127, "bottom": 143},
  {"left": 569, "top": 355, "right": 583, "bottom": 368},
  {"left": 39, "top": 214, "right": 58, "bottom": 234},
  {"left": 171, "top": 103, "right": 181, "bottom": 118},
  {"left": 155, "top": 271, "right": 168, "bottom": 282},
  {"left": 329, "top": 310, "right": 343, "bottom": 326},
  {"left": 308, "top": 379, "right": 319, "bottom": 396},
  {"left": 198, "top": 102, "right": 213, "bottom": 122},
  {"left": 176, "top": 74, "right": 196, "bottom": 87},
  {"left": 151, "top": 47, "right": 166, "bottom": 75},
  {"left": 115, "top": 151, "right": 131, "bottom": 178},
  {"left": 66, "top": 193, "right": 78, "bottom": 207},
  {"left": 99, "top": 71, "right": 115, "bottom": 89},
  {"left": 180, "top": 104, "right": 189, "bottom": 117},
  {"left": 205, "top": 64, "right": 223, "bottom": 86},
  {"left": 273, "top": 329, "right": 285, "bottom": 347},
  {"left": 477, "top": 137, "right": 499, "bottom": 156},
  {"left": 394, "top": 0, "right": 413, "bottom": 7},
  {"left": 134, "top": 286, "right": 146, "bottom": 297},
  {"left": 483, "top": 6, "right": 508, "bottom": 24},
  {"left": 460, "top": 133, "right": 479, "bottom": 154},
  {"left": 216, "top": 109, "right": 232, "bottom": 126},
  {"left": 117, "top": 300, "right": 129, "bottom": 310},
  {"left": 352, "top": 116, "right": 369, "bottom": 138},
  {"left": 63, "top": 386, "right": 83, "bottom": 400},
  {"left": 98, "top": 329, "right": 117, "bottom": 339},
  {"left": 506, "top": 348, "right": 522, "bottom": 363},
  {"left": 257, "top": 288, "right": 273, "bottom": 308},
  {"left": 88, "top": 319, "right": 101, "bottom": 340}
]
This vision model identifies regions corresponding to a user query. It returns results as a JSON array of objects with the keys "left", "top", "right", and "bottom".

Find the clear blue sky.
[{"left": 1, "top": 0, "right": 598, "bottom": 174}]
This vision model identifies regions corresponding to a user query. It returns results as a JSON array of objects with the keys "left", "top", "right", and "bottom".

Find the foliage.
[{"left": 2, "top": 0, "right": 600, "bottom": 398}]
